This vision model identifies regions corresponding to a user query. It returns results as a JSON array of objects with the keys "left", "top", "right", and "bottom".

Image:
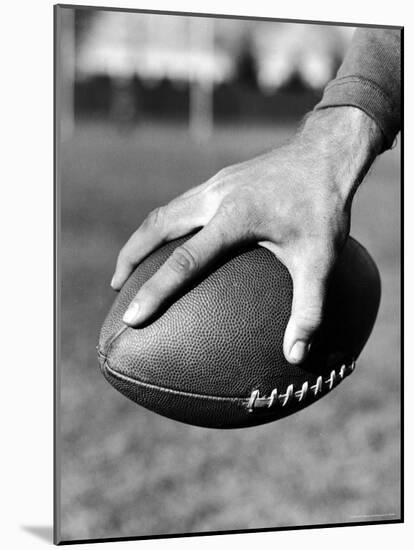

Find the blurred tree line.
[{"left": 69, "top": 9, "right": 351, "bottom": 127}]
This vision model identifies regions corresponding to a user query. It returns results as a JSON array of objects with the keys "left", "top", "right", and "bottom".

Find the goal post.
[{"left": 189, "top": 17, "right": 214, "bottom": 143}]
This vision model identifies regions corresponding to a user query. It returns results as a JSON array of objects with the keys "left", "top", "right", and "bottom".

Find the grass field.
[{"left": 58, "top": 121, "right": 401, "bottom": 541}]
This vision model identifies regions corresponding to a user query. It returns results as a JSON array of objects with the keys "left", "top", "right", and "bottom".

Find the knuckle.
[
  {"left": 217, "top": 193, "right": 257, "bottom": 237},
  {"left": 205, "top": 174, "right": 228, "bottom": 196},
  {"left": 169, "top": 245, "right": 199, "bottom": 276},
  {"left": 218, "top": 196, "right": 246, "bottom": 221},
  {"left": 215, "top": 166, "right": 232, "bottom": 180},
  {"left": 145, "top": 206, "right": 166, "bottom": 231}
]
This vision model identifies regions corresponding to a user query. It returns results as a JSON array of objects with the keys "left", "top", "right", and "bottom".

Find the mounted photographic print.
[{"left": 54, "top": 4, "right": 403, "bottom": 544}]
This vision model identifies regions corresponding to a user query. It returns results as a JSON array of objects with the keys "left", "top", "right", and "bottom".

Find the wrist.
[{"left": 300, "top": 106, "right": 383, "bottom": 201}]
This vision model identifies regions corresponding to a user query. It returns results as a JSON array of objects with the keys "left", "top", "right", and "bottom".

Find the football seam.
[
  {"left": 102, "top": 359, "right": 244, "bottom": 403},
  {"left": 100, "top": 355, "right": 356, "bottom": 410}
]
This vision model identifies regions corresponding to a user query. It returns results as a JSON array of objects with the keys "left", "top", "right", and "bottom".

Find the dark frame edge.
[
  {"left": 55, "top": 3, "right": 403, "bottom": 30},
  {"left": 57, "top": 518, "right": 403, "bottom": 545},
  {"left": 54, "top": 4, "right": 62, "bottom": 547},
  {"left": 399, "top": 25, "right": 404, "bottom": 524}
]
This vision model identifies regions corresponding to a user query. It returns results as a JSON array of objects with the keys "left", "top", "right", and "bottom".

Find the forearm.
[{"left": 314, "top": 27, "right": 402, "bottom": 152}]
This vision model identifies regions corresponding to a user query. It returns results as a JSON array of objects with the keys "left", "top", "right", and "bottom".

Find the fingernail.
[
  {"left": 289, "top": 340, "right": 310, "bottom": 363},
  {"left": 123, "top": 302, "right": 140, "bottom": 325},
  {"left": 110, "top": 276, "right": 117, "bottom": 289}
]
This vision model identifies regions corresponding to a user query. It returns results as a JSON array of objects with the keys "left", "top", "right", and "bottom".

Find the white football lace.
[{"left": 246, "top": 360, "right": 356, "bottom": 411}]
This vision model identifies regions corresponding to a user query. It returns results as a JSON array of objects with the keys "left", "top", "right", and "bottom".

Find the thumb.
[{"left": 283, "top": 262, "right": 328, "bottom": 365}]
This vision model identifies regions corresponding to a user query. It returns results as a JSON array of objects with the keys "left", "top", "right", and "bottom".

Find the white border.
[{"left": 1, "top": 1, "right": 409, "bottom": 548}]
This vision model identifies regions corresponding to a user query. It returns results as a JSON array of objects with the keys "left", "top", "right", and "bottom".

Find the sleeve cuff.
[{"left": 314, "top": 75, "right": 400, "bottom": 151}]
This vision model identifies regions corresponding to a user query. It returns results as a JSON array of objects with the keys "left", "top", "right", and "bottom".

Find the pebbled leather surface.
[{"left": 98, "top": 235, "right": 381, "bottom": 429}]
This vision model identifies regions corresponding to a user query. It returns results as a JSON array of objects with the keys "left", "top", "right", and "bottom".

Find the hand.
[{"left": 111, "top": 107, "right": 382, "bottom": 364}]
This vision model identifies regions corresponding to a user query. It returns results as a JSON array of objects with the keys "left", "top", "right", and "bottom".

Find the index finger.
[
  {"left": 111, "top": 195, "right": 203, "bottom": 290},
  {"left": 122, "top": 217, "right": 238, "bottom": 326}
]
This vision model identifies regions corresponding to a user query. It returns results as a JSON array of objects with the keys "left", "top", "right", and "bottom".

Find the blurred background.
[
  {"left": 57, "top": 7, "right": 401, "bottom": 542},
  {"left": 58, "top": 7, "right": 355, "bottom": 139}
]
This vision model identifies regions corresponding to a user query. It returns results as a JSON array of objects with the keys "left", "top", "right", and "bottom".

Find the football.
[{"left": 98, "top": 235, "right": 380, "bottom": 429}]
